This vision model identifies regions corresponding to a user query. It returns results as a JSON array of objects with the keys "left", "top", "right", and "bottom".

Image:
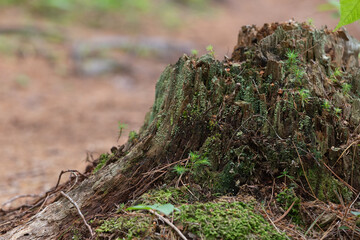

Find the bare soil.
[{"left": 0, "top": 0, "right": 359, "bottom": 206}]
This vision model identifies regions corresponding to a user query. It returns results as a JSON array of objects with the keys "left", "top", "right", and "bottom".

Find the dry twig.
[
  {"left": 60, "top": 191, "right": 94, "bottom": 237},
  {"left": 149, "top": 209, "right": 188, "bottom": 240},
  {"left": 274, "top": 200, "right": 296, "bottom": 223},
  {"left": 2, "top": 194, "right": 40, "bottom": 207}
]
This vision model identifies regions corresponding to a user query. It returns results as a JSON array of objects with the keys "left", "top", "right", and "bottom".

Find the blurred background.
[{"left": 0, "top": 0, "right": 359, "bottom": 206}]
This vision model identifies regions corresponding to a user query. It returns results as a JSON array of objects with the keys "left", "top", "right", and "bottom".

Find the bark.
[{"left": 1, "top": 21, "right": 360, "bottom": 239}]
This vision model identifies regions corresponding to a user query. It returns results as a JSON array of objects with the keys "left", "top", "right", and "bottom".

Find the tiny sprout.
[
  {"left": 342, "top": 83, "right": 351, "bottom": 95},
  {"left": 206, "top": 45, "right": 215, "bottom": 57},
  {"left": 307, "top": 18, "right": 314, "bottom": 26},
  {"left": 333, "top": 67, "right": 342, "bottom": 77},
  {"left": 173, "top": 165, "right": 187, "bottom": 175},
  {"left": 286, "top": 49, "right": 299, "bottom": 65},
  {"left": 298, "top": 89, "right": 310, "bottom": 106},
  {"left": 334, "top": 107, "right": 342, "bottom": 116},
  {"left": 191, "top": 49, "right": 198, "bottom": 56},
  {"left": 117, "top": 121, "right": 128, "bottom": 142},
  {"left": 322, "top": 100, "right": 331, "bottom": 111}
]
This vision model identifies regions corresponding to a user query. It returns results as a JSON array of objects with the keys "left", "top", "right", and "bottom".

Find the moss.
[
  {"left": 138, "top": 187, "right": 190, "bottom": 205},
  {"left": 96, "top": 215, "right": 152, "bottom": 239},
  {"left": 93, "top": 153, "right": 110, "bottom": 173},
  {"left": 307, "top": 167, "right": 353, "bottom": 203},
  {"left": 175, "top": 201, "right": 287, "bottom": 240},
  {"left": 128, "top": 130, "right": 138, "bottom": 143}
]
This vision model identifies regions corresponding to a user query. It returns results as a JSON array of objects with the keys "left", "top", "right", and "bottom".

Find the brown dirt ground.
[{"left": 1, "top": 0, "right": 359, "bottom": 207}]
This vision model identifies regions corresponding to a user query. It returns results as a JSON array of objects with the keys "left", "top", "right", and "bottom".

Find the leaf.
[
  {"left": 126, "top": 204, "right": 153, "bottom": 211},
  {"left": 126, "top": 203, "right": 177, "bottom": 216},
  {"left": 335, "top": 0, "right": 360, "bottom": 30},
  {"left": 149, "top": 203, "right": 176, "bottom": 216},
  {"left": 351, "top": 211, "right": 360, "bottom": 216},
  {"left": 339, "top": 225, "right": 350, "bottom": 230}
]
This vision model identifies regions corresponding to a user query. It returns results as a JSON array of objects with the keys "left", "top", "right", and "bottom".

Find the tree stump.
[{"left": 2, "top": 21, "right": 360, "bottom": 239}]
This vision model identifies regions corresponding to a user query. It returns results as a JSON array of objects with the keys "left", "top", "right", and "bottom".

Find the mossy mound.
[
  {"left": 93, "top": 188, "right": 286, "bottom": 240},
  {"left": 86, "top": 21, "right": 360, "bottom": 238},
  {"left": 5, "top": 21, "right": 360, "bottom": 240},
  {"left": 124, "top": 21, "right": 360, "bottom": 202}
]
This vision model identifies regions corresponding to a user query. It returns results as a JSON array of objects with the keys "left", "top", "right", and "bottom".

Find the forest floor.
[{"left": 0, "top": 0, "right": 359, "bottom": 206}]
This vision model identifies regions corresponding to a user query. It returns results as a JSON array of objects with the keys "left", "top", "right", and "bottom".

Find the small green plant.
[
  {"left": 128, "top": 130, "right": 138, "bottom": 142},
  {"left": 322, "top": 99, "right": 331, "bottom": 111},
  {"left": 173, "top": 152, "right": 211, "bottom": 182},
  {"left": 342, "top": 83, "right": 351, "bottom": 95},
  {"left": 334, "top": 107, "right": 342, "bottom": 117},
  {"left": 330, "top": 67, "right": 342, "bottom": 82},
  {"left": 206, "top": 45, "right": 215, "bottom": 57},
  {"left": 117, "top": 121, "right": 128, "bottom": 141},
  {"left": 173, "top": 165, "right": 188, "bottom": 175},
  {"left": 285, "top": 49, "right": 305, "bottom": 84},
  {"left": 307, "top": 18, "right": 315, "bottom": 26},
  {"left": 277, "top": 169, "right": 294, "bottom": 184},
  {"left": 285, "top": 49, "right": 299, "bottom": 65},
  {"left": 298, "top": 89, "right": 310, "bottom": 107},
  {"left": 191, "top": 49, "right": 198, "bottom": 56}
]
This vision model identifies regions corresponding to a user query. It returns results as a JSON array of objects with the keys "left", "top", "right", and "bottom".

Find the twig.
[
  {"left": 321, "top": 160, "right": 357, "bottom": 194},
  {"left": 274, "top": 200, "right": 296, "bottom": 223},
  {"left": 149, "top": 209, "right": 188, "bottom": 240},
  {"left": 55, "top": 170, "right": 86, "bottom": 190},
  {"left": 261, "top": 206, "right": 288, "bottom": 238},
  {"left": 331, "top": 141, "right": 358, "bottom": 168},
  {"left": 304, "top": 211, "right": 326, "bottom": 236},
  {"left": 320, "top": 220, "right": 339, "bottom": 240},
  {"left": 60, "top": 191, "right": 94, "bottom": 237},
  {"left": 2, "top": 194, "right": 40, "bottom": 207}
]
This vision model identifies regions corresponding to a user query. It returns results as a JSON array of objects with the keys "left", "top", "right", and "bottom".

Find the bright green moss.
[
  {"left": 96, "top": 215, "right": 152, "bottom": 239},
  {"left": 93, "top": 153, "right": 110, "bottom": 173},
  {"left": 175, "top": 201, "right": 287, "bottom": 240}
]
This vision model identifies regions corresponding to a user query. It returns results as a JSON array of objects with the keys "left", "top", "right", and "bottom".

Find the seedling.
[
  {"left": 298, "top": 88, "right": 310, "bottom": 107},
  {"left": 342, "top": 83, "right": 351, "bottom": 95},
  {"left": 117, "top": 121, "right": 128, "bottom": 142},
  {"left": 191, "top": 49, "right": 198, "bottom": 56},
  {"left": 330, "top": 67, "right": 342, "bottom": 83},
  {"left": 322, "top": 99, "right": 331, "bottom": 112},
  {"left": 206, "top": 45, "right": 215, "bottom": 57},
  {"left": 286, "top": 49, "right": 299, "bottom": 65},
  {"left": 334, "top": 107, "right": 342, "bottom": 118},
  {"left": 277, "top": 169, "right": 294, "bottom": 184}
]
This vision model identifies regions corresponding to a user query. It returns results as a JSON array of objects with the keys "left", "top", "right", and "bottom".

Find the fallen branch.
[{"left": 60, "top": 191, "right": 94, "bottom": 237}]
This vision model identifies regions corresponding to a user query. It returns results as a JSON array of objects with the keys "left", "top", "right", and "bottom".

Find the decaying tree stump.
[{"left": 1, "top": 21, "right": 360, "bottom": 239}]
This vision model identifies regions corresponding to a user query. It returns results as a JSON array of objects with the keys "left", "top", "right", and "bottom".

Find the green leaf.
[
  {"left": 351, "top": 211, "right": 360, "bottom": 216},
  {"left": 335, "top": 0, "right": 360, "bottom": 30},
  {"left": 339, "top": 225, "right": 350, "bottom": 230},
  {"left": 149, "top": 203, "right": 176, "bottom": 216},
  {"left": 126, "top": 204, "right": 152, "bottom": 211},
  {"left": 126, "top": 203, "right": 177, "bottom": 216}
]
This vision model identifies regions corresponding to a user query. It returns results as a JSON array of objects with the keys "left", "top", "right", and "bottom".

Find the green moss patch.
[
  {"left": 175, "top": 201, "right": 287, "bottom": 240},
  {"left": 96, "top": 215, "right": 152, "bottom": 239}
]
